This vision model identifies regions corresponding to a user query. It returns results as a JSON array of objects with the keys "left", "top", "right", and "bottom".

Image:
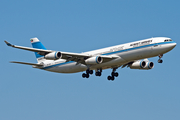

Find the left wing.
[
  {"left": 5, "top": 40, "right": 55, "bottom": 56},
  {"left": 5, "top": 41, "right": 119, "bottom": 64}
]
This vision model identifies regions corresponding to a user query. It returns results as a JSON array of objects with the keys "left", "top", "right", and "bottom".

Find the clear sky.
[{"left": 1, "top": 0, "right": 180, "bottom": 120}]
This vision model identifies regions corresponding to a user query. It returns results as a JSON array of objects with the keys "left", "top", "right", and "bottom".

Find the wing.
[
  {"left": 5, "top": 41, "right": 119, "bottom": 64},
  {"left": 5, "top": 40, "right": 54, "bottom": 56}
]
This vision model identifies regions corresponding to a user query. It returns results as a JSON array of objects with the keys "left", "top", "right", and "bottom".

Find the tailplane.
[{"left": 10, "top": 61, "right": 43, "bottom": 67}]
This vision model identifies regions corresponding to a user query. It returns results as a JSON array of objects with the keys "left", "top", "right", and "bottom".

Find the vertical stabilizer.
[{"left": 30, "top": 38, "right": 46, "bottom": 62}]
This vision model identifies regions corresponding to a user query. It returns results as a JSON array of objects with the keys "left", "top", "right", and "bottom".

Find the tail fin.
[{"left": 30, "top": 38, "right": 46, "bottom": 62}]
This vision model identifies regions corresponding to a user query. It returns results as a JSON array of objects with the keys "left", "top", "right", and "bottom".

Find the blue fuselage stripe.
[{"left": 42, "top": 61, "right": 74, "bottom": 69}]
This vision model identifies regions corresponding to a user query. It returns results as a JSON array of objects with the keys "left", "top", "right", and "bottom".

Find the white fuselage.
[{"left": 38, "top": 37, "right": 176, "bottom": 73}]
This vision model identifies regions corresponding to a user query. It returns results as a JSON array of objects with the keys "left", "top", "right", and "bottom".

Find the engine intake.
[
  {"left": 144, "top": 62, "right": 154, "bottom": 69},
  {"left": 85, "top": 56, "right": 103, "bottom": 64},
  {"left": 44, "top": 52, "right": 62, "bottom": 60}
]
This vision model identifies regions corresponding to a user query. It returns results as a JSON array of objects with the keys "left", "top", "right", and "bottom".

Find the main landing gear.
[
  {"left": 107, "top": 68, "right": 119, "bottom": 81},
  {"left": 82, "top": 69, "right": 102, "bottom": 78},
  {"left": 82, "top": 69, "right": 93, "bottom": 78},
  {"left": 158, "top": 54, "right": 163, "bottom": 63},
  {"left": 95, "top": 69, "right": 102, "bottom": 77},
  {"left": 82, "top": 68, "right": 119, "bottom": 81}
]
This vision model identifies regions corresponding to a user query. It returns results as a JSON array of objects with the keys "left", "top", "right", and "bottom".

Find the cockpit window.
[{"left": 164, "top": 39, "right": 172, "bottom": 42}]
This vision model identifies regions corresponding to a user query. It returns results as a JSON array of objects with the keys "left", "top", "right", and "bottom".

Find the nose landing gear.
[{"left": 158, "top": 54, "right": 163, "bottom": 63}]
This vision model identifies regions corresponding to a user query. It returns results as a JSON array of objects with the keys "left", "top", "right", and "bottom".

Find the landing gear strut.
[
  {"left": 107, "top": 68, "right": 119, "bottom": 81},
  {"left": 158, "top": 54, "right": 163, "bottom": 63},
  {"left": 82, "top": 69, "right": 93, "bottom": 78}
]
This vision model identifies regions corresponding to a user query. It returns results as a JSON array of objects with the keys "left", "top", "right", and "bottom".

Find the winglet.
[{"left": 4, "top": 41, "right": 13, "bottom": 46}]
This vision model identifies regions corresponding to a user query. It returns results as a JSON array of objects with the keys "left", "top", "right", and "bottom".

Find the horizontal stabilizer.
[{"left": 10, "top": 61, "right": 43, "bottom": 66}]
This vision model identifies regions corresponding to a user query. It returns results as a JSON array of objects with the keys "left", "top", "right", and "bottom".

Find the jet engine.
[
  {"left": 44, "top": 52, "right": 62, "bottom": 60},
  {"left": 129, "top": 60, "right": 146, "bottom": 69},
  {"left": 85, "top": 56, "right": 103, "bottom": 64},
  {"left": 143, "top": 61, "right": 154, "bottom": 70},
  {"left": 130, "top": 60, "right": 154, "bottom": 70}
]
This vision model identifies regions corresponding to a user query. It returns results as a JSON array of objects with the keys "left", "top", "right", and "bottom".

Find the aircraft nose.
[
  {"left": 169, "top": 42, "right": 177, "bottom": 49},
  {"left": 172, "top": 42, "right": 177, "bottom": 47}
]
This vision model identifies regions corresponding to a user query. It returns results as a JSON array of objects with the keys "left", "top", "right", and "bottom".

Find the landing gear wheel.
[
  {"left": 95, "top": 72, "right": 101, "bottom": 76},
  {"left": 114, "top": 72, "right": 119, "bottom": 77},
  {"left": 89, "top": 70, "right": 93, "bottom": 74},
  {"left": 158, "top": 59, "right": 163, "bottom": 63},
  {"left": 82, "top": 73, "right": 86, "bottom": 78},
  {"left": 112, "top": 72, "right": 119, "bottom": 77},
  {"left": 86, "top": 74, "right": 89, "bottom": 78},
  {"left": 82, "top": 73, "right": 89, "bottom": 78},
  {"left": 111, "top": 72, "right": 119, "bottom": 77},
  {"left": 107, "top": 76, "right": 115, "bottom": 81},
  {"left": 108, "top": 76, "right": 111, "bottom": 80}
]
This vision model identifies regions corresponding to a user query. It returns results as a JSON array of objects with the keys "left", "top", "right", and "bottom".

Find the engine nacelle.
[
  {"left": 130, "top": 60, "right": 154, "bottom": 70},
  {"left": 85, "top": 56, "right": 103, "bottom": 64},
  {"left": 130, "top": 60, "right": 146, "bottom": 69},
  {"left": 44, "top": 52, "right": 62, "bottom": 60},
  {"left": 143, "top": 62, "right": 154, "bottom": 70}
]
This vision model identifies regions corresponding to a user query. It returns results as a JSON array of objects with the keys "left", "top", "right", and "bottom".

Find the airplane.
[{"left": 5, "top": 37, "right": 176, "bottom": 81}]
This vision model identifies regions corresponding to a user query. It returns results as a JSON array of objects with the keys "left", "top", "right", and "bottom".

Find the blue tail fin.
[{"left": 30, "top": 38, "right": 46, "bottom": 62}]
